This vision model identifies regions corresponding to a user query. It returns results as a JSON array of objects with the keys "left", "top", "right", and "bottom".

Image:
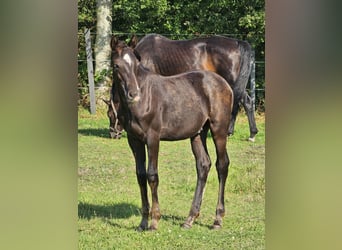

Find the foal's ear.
[
  {"left": 133, "top": 49, "right": 141, "bottom": 61},
  {"left": 128, "top": 34, "right": 138, "bottom": 48},
  {"left": 111, "top": 35, "right": 119, "bottom": 50}
]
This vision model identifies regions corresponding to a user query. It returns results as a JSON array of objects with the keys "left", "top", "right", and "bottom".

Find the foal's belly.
[
  {"left": 159, "top": 107, "right": 207, "bottom": 141},
  {"left": 160, "top": 125, "right": 205, "bottom": 140}
]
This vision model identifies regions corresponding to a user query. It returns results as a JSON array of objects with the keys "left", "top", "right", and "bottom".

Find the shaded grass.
[{"left": 78, "top": 107, "right": 265, "bottom": 249}]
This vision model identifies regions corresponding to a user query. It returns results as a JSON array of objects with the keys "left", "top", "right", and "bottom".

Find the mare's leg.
[
  {"left": 210, "top": 123, "right": 230, "bottom": 229},
  {"left": 240, "top": 91, "right": 258, "bottom": 141},
  {"left": 146, "top": 134, "right": 161, "bottom": 230},
  {"left": 127, "top": 135, "right": 149, "bottom": 231},
  {"left": 183, "top": 129, "right": 211, "bottom": 229}
]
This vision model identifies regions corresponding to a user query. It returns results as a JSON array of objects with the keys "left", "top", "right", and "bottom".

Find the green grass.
[{"left": 78, "top": 107, "right": 265, "bottom": 249}]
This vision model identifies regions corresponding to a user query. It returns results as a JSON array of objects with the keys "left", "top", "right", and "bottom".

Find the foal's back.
[{"left": 138, "top": 70, "right": 233, "bottom": 140}]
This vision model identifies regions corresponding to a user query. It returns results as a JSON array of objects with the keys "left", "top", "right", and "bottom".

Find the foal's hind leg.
[
  {"left": 210, "top": 124, "right": 230, "bottom": 229},
  {"left": 183, "top": 130, "right": 211, "bottom": 229}
]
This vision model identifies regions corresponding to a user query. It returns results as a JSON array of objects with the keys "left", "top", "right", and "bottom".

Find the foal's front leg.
[
  {"left": 128, "top": 136, "right": 149, "bottom": 231},
  {"left": 146, "top": 135, "right": 161, "bottom": 230}
]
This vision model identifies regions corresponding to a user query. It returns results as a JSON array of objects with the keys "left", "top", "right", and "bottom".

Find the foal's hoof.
[
  {"left": 211, "top": 219, "right": 223, "bottom": 230},
  {"left": 136, "top": 226, "right": 146, "bottom": 232},
  {"left": 211, "top": 224, "right": 222, "bottom": 230},
  {"left": 181, "top": 223, "right": 192, "bottom": 229},
  {"left": 149, "top": 225, "right": 158, "bottom": 231},
  {"left": 136, "top": 222, "right": 148, "bottom": 232}
]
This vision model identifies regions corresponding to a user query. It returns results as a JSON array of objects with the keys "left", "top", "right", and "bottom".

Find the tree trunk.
[{"left": 95, "top": 0, "right": 112, "bottom": 96}]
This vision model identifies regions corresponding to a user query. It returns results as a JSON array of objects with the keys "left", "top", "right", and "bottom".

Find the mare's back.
[
  {"left": 135, "top": 34, "right": 242, "bottom": 85},
  {"left": 136, "top": 35, "right": 197, "bottom": 75}
]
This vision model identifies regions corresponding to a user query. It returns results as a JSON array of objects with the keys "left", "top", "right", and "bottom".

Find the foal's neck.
[{"left": 136, "top": 64, "right": 151, "bottom": 80}]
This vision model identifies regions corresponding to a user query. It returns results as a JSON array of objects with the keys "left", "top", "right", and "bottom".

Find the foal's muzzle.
[{"left": 127, "top": 91, "right": 140, "bottom": 103}]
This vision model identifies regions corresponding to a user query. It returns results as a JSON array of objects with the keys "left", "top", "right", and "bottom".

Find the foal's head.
[{"left": 111, "top": 36, "right": 141, "bottom": 104}]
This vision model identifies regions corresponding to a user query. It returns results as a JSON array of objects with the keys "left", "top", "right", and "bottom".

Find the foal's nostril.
[{"left": 127, "top": 91, "right": 138, "bottom": 100}]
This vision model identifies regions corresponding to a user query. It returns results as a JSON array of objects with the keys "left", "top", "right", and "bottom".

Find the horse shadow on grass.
[
  {"left": 78, "top": 202, "right": 211, "bottom": 229},
  {"left": 79, "top": 202, "right": 140, "bottom": 229},
  {"left": 162, "top": 214, "right": 213, "bottom": 229},
  {"left": 78, "top": 128, "right": 109, "bottom": 138},
  {"left": 78, "top": 128, "right": 127, "bottom": 139},
  {"left": 78, "top": 202, "right": 140, "bottom": 220}
]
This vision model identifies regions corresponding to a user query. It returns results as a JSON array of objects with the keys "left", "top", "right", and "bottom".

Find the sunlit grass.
[{"left": 78, "top": 107, "right": 265, "bottom": 249}]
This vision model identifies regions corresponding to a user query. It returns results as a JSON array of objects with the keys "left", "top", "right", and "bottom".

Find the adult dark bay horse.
[
  {"left": 107, "top": 33, "right": 258, "bottom": 141},
  {"left": 110, "top": 37, "right": 233, "bottom": 230}
]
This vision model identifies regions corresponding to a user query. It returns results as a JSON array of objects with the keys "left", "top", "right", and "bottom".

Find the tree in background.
[{"left": 95, "top": 0, "right": 112, "bottom": 92}]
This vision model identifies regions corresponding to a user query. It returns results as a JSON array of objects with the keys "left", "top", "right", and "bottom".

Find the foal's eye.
[{"left": 113, "top": 64, "right": 119, "bottom": 71}]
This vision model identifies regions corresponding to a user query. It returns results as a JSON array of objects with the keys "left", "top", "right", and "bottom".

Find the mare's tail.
[
  {"left": 235, "top": 40, "right": 253, "bottom": 99},
  {"left": 228, "top": 40, "right": 254, "bottom": 136}
]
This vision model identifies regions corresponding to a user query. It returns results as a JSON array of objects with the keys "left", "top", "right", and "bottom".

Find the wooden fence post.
[{"left": 85, "top": 28, "right": 96, "bottom": 114}]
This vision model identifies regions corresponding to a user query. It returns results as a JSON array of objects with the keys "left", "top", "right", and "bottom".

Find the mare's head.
[
  {"left": 111, "top": 36, "right": 141, "bottom": 104},
  {"left": 102, "top": 97, "right": 123, "bottom": 139}
]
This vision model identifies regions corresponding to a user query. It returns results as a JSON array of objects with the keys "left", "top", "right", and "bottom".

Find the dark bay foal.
[{"left": 110, "top": 37, "right": 233, "bottom": 231}]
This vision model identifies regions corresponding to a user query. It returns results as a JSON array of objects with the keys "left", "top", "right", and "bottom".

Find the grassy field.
[{"left": 78, "top": 107, "right": 265, "bottom": 249}]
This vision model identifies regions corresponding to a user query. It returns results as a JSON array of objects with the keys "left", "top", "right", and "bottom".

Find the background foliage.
[{"left": 78, "top": 0, "right": 265, "bottom": 109}]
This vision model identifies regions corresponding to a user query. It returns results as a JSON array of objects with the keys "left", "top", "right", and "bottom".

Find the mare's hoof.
[{"left": 248, "top": 137, "right": 255, "bottom": 142}]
